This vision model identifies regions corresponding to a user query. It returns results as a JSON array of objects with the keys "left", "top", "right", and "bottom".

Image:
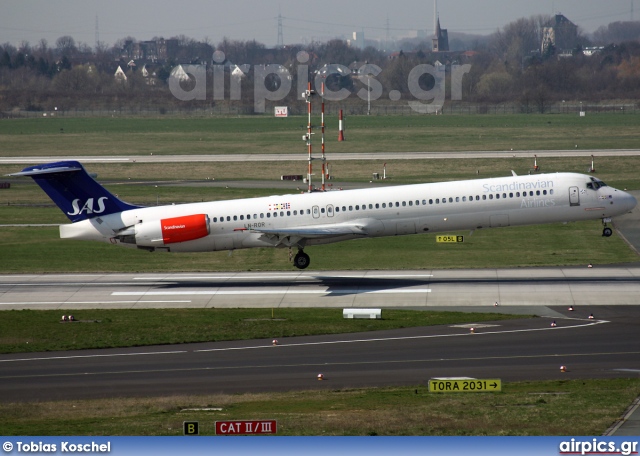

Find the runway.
[
  {"left": 1, "top": 267, "right": 640, "bottom": 403},
  {"left": 3, "top": 154, "right": 640, "bottom": 409},
  {"left": 0, "top": 265, "right": 640, "bottom": 313},
  {"left": 3, "top": 267, "right": 640, "bottom": 311},
  {"left": 0, "top": 304, "right": 639, "bottom": 403},
  {"left": 1, "top": 149, "right": 640, "bottom": 164}
]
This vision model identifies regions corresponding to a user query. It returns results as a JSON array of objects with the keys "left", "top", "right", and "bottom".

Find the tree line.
[{"left": 1, "top": 17, "right": 640, "bottom": 114}]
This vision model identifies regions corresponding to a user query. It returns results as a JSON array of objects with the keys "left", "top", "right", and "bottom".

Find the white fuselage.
[{"left": 59, "top": 172, "right": 636, "bottom": 253}]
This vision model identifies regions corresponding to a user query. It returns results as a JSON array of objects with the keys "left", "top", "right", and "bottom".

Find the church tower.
[{"left": 432, "top": 16, "right": 449, "bottom": 52}]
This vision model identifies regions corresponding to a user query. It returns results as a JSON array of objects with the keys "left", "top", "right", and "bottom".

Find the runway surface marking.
[
  {"left": 0, "top": 350, "right": 188, "bottom": 363},
  {"left": 113, "top": 289, "right": 432, "bottom": 296},
  {"left": 0, "top": 317, "right": 606, "bottom": 366},
  {"left": 0, "top": 301, "right": 192, "bottom": 306},
  {"left": 0, "top": 274, "right": 132, "bottom": 279},
  {"left": 132, "top": 274, "right": 435, "bottom": 280},
  {"left": 133, "top": 276, "right": 317, "bottom": 280},
  {"left": 2, "top": 350, "right": 637, "bottom": 381},
  {"left": 0, "top": 274, "right": 434, "bottom": 287},
  {"left": 194, "top": 318, "right": 608, "bottom": 352},
  {"left": 0, "top": 158, "right": 129, "bottom": 163},
  {"left": 0, "top": 282, "right": 175, "bottom": 287}
]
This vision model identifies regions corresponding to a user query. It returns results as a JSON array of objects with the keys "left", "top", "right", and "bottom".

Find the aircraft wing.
[{"left": 250, "top": 219, "right": 383, "bottom": 247}]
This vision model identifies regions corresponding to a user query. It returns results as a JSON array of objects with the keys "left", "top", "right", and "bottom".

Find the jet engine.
[{"left": 134, "top": 214, "right": 210, "bottom": 247}]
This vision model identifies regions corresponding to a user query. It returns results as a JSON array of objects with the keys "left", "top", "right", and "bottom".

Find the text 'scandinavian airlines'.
[{"left": 11, "top": 161, "right": 637, "bottom": 269}]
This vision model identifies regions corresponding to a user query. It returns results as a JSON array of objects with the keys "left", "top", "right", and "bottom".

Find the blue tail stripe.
[{"left": 17, "top": 161, "right": 142, "bottom": 222}]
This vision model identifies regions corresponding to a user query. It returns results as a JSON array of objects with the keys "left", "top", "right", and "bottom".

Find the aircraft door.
[
  {"left": 326, "top": 205, "right": 334, "bottom": 217},
  {"left": 312, "top": 205, "right": 320, "bottom": 219},
  {"left": 569, "top": 186, "right": 580, "bottom": 206}
]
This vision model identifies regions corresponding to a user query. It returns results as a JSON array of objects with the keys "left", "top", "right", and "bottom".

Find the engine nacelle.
[{"left": 135, "top": 214, "right": 210, "bottom": 247}]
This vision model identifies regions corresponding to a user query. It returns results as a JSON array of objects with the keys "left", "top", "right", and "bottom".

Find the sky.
[{"left": 1, "top": 0, "right": 637, "bottom": 49}]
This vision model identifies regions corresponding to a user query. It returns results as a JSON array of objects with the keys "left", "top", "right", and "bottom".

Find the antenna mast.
[
  {"left": 277, "top": 12, "right": 284, "bottom": 47},
  {"left": 95, "top": 15, "right": 99, "bottom": 51},
  {"left": 303, "top": 83, "right": 315, "bottom": 193},
  {"left": 321, "top": 82, "right": 326, "bottom": 191},
  {"left": 385, "top": 14, "right": 390, "bottom": 49},
  {"left": 434, "top": 0, "right": 437, "bottom": 33}
]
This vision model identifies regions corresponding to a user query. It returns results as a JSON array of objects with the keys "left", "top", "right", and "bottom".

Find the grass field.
[
  {"left": 0, "top": 113, "right": 639, "bottom": 157},
  {"left": 1, "top": 115, "right": 638, "bottom": 272},
  {"left": 0, "top": 219, "right": 636, "bottom": 273},
  {"left": 1, "top": 114, "right": 639, "bottom": 436},
  {"left": 1, "top": 379, "right": 637, "bottom": 435},
  {"left": 0, "top": 308, "right": 527, "bottom": 354}
]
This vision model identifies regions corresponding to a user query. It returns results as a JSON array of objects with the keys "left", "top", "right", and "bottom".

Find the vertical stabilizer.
[{"left": 11, "top": 161, "right": 142, "bottom": 222}]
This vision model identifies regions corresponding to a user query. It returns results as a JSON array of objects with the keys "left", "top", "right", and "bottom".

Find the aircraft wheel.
[
  {"left": 294, "top": 251, "right": 310, "bottom": 269},
  {"left": 603, "top": 227, "right": 613, "bottom": 237}
]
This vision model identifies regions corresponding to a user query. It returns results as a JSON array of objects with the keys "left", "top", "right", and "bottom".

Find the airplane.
[{"left": 10, "top": 160, "right": 637, "bottom": 269}]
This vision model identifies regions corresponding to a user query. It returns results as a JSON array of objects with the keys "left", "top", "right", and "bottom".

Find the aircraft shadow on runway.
[{"left": 148, "top": 274, "right": 640, "bottom": 296}]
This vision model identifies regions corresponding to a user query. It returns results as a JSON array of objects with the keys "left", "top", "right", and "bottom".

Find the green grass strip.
[
  {"left": 0, "top": 308, "right": 527, "bottom": 354},
  {"left": 0, "top": 379, "right": 637, "bottom": 435}
]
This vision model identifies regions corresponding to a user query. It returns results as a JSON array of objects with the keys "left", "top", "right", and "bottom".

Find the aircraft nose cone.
[
  {"left": 617, "top": 189, "right": 638, "bottom": 213},
  {"left": 626, "top": 191, "right": 638, "bottom": 212}
]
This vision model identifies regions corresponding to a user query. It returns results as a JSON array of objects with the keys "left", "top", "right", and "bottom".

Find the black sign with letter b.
[{"left": 184, "top": 421, "right": 199, "bottom": 435}]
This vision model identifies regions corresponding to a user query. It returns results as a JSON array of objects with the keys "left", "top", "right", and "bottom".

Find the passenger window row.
[{"left": 209, "top": 189, "right": 554, "bottom": 223}]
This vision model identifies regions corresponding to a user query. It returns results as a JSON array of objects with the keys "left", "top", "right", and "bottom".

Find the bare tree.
[
  {"left": 593, "top": 21, "right": 640, "bottom": 45},
  {"left": 52, "top": 65, "right": 93, "bottom": 92},
  {"left": 18, "top": 41, "right": 32, "bottom": 54},
  {"left": 490, "top": 15, "right": 551, "bottom": 63},
  {"left": 55, "top": 36, "right": 77, "bottom": 55}
]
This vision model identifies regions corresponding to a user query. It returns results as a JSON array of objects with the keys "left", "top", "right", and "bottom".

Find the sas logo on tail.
[{"left": 67, "top": 197, "right": 108, "bottom": 216}]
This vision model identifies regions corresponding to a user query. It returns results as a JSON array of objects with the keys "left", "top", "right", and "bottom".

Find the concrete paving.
[
  {"left": 613, "top": 190, "right": 640, "bottom": 255},
  {"left": 3, "top": 268, "right": 640, "bottom": 311},
  {"left": 2, "top": 149, "right": 640, "bottom": 165},
  {"left": 606, "top": 397, "right": 640, "bottom": 436},
  {"left": 3, "top": 156, "right": 640, "bottom": 434}
]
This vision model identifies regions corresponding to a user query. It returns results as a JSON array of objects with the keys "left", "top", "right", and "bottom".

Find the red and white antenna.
[
  {"left": 303, "top": 82, "right": 315, "bottom": 193},
  {"left": 307, "top": 82, "right": 312, "bottom": 192},
  {"left": 321, "top": 82, "right": 326, "bottom": 191}
]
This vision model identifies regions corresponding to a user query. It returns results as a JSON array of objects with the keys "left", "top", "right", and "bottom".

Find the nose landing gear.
[{"left": 602, "top": 218, "right": 613, "bottom": 237}]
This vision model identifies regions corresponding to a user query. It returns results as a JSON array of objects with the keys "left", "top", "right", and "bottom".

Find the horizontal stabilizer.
[{"left": 9, "top": 163, "right": 84, "bottom": 177}]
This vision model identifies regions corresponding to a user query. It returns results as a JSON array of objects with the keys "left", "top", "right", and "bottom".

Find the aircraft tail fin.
[{"left": 10, "top": 161, "right": 142, "bottom": 222}]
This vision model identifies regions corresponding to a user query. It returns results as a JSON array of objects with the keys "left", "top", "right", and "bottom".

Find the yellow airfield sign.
[
  {"left": 428, "top": 379, "right": 501, "bottom": 393},
  {"left": 436, "top": 235, "right": 464, "bottom": 243}
]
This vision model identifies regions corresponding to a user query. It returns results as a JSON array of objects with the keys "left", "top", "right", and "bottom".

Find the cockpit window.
[{"left": 588, "top": 177, "right": 608, "bottom": 190}]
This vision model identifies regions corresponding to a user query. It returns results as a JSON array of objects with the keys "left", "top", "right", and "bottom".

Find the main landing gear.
[
  {"left": 293, "top": 249, "right": 310, "bottom": 269},
  {"left": 602, "top": 218, "right": 613, "bottom": 237}
]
